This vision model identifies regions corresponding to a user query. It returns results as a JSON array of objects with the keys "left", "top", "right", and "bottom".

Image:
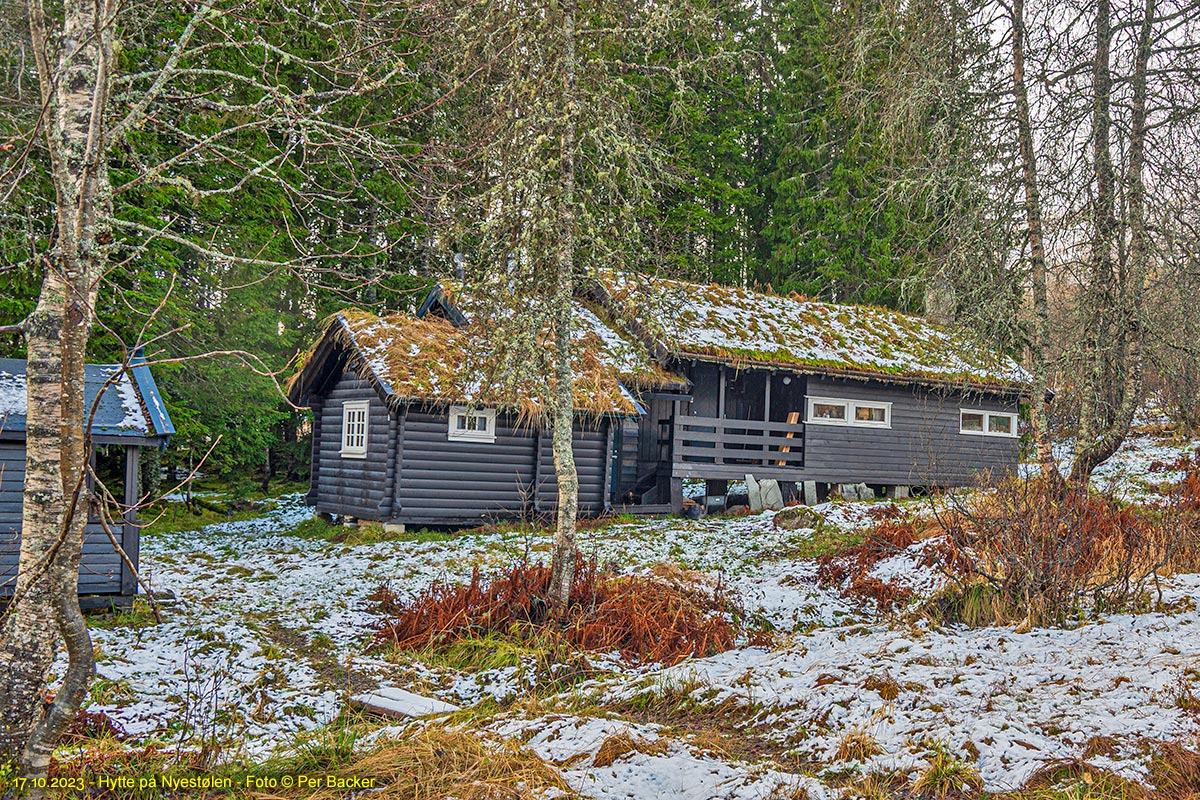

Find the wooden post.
[
  {"left": 121, "top": 446, "right": 140, "bottom": 597},
  {"left": 762, "top": 371, "right": 771, "bottom": 466},
  {"left": 718, "top": 365, "right": 726, "bottom": 418},
  {"left": 717, "top": 366, "right": 726, "bottom": 465},
  {"left": 307, "top": 398, "right": 322, "bottom": 505},
  {"left": 601, "top": 419, "right": 615, "bottom": 513}
]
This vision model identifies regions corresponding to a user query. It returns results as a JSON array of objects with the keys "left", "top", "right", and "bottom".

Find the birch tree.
[
  {"left": 1006, "top": 0, "right": 1197, "bottom": 486},
  {"left": 0, "top": 0, "right": 425, "bottom": 780},
  {"left": 857, "top": 0, "right": 1200, "bottom": 485},
  {"left": 435, "top": 0, "right": 710, "bottom": 604}
]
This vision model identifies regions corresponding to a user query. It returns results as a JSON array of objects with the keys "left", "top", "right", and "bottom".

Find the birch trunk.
[
  {"left": 548, "top": 0, "right": 580, "bottom": 609},
  {"left": 1011, "top": 0, "right": 1061, "bottom": 487},
  {"left": 1069, "top": 0, "right": 1155, "bottom": 485},
  {"left": 0, "top": 0, "right": 112, "bottom": 778},
  {"left": 0, "top": 290, "right": 66, "bottom": 760}
]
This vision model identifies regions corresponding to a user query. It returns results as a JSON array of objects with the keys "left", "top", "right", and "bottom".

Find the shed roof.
[
  {"left": 592, "top": 272, "right": 1030, "bottom": 392},
  {"left": 0, "top": 354, "right": 175, "bottom": 443},
  {"left": 290, "top": 298, "right": 684, "bottom": 417}
]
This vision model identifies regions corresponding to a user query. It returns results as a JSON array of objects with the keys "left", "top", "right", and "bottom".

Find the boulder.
[
  {"left": 773, "top": 505, "right": 827, "bottom": 531},
  {"left": 746, "top": 474, "right": 763, "bottom": 512},
  {"left": 760, "top": 479, "right": 784, "bottom": 511}
]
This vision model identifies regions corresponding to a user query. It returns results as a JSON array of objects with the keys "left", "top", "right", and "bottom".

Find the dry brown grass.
[
  {"left": 862, "top": 673, "right": 901, "bottom": 702},
  {"left": 591, "top": 732, "right": 668, "bottom": 767},
  {"left": 1147, "top": 740, "right": 1200, "bottom": 799},
  {"left": 45, "top": 727, "right": 569, "bottom": 800},
  {"left": 370, "top": 556, "right": 740, "bottom": 667},
  {"left": 305, "top": 728, "right": 570, "bottom": 800},
  {"left": 910, "top": 747, "right": 983, "bottom": 799},
  {"left": 1020, "top": 758, "right": 1150, "bottom": 799},
  {"left": 835, "top": 728, "right": 883, "bottom": 762}
]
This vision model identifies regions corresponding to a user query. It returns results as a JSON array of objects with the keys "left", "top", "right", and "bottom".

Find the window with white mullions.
[
  {"left": 449, "top": 406, "right": 497, "bottom": 443},
  {"left": 340, "top": 400, "right": 370, "bottom": 458},
  {"left": 805, "top": 396, "right": 892, "bottom": 429},
  {"left": 960, "top": 408, "right": 1018, "bottom": 438}
]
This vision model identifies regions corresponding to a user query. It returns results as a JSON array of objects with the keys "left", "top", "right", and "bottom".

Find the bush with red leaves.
[
  {"left": 369, "top": 557, "right": 739, "bottom": 667},
  {"left": 814, "top": 515, "right": 925, "bottom": 611}
]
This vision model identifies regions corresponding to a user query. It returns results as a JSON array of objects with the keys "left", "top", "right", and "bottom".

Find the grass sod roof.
[
  {"left": 306, "top": 304, "right": 682, "bottom": 417},
  {"left": 594, "top": 271, "right": 1032, "bottom": 392}
]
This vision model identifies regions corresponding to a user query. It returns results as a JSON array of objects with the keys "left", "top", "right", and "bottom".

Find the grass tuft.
[
  {"left": 835, "top": 728, "right": 883, "bottom": 762},
  {"left": 911, "top": 745, "right": 983, "bottom": 799}
]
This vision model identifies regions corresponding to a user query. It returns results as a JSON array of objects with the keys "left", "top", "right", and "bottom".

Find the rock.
[
  {"left": 802, "top": 480, "right": 818, "bottom": 505},
  {"left": 350, "top": 687, "right": 460, "bottom": 719},
  {"left": 760, "top": 479, "right": 784, "bottom": 511},
  {"left": 681, "top": 503, "right": 705, "bottom": 520},
  {"left": 773, "top": 505, "right": 827, "bottom": 531},
  {"left": 746, "top": 474, "right": 763, "bottom": 511},
  {"left": 836, "top": 482, "right": 875, "bottom": 501}
]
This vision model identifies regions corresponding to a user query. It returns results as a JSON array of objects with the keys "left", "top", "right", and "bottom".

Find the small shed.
[
  {"left": 0, "top": 354, "right": 174, "bottom": 607},
  {"left": 288, "top": 290, "right": 686, "bottom": 528}
]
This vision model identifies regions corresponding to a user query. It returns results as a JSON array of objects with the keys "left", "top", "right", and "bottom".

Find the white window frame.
[
  {"left": 805, "top": 396, "right": 893, "bottom": 429},
  {"left": 448, "top": 405, "right": 497, "bottom": 443},
  {"left": 340, "top": 400, "right": 370, "bottom": 458},
  {"left": 959, "top": 408, "right": 1019, "bottom": 438}
]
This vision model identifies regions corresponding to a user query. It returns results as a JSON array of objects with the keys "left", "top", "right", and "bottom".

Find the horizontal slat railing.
[{"left": 675, "top": 415, "right": 804, "bottom": 468}]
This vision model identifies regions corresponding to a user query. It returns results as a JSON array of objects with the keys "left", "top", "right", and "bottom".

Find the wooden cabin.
[
  {"left": 0, "top": 355, "right": 174, "bottom": 608},
  {"left": 590, "top": 272, "right": 1030, "bottom": 509},
  {"left": 293, "top": 277, "right": 1030, "bottom": 526},
  {"left": 287, "top": 296, "right": 686, "bottom": 528}
]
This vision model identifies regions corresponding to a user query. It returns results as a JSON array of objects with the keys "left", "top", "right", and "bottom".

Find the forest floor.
[{"left": 69, "top": 421, "right": 1200, "bottom": 799}]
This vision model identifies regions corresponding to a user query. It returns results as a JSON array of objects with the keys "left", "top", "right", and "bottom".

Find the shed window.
[
  {"left": 960, "top": 409, "right": 1017, "bottom": 438},
  {"left": 806, "top": 396, "right": 892, "bottom": 429},
  {"left": 340, "top": 400, "right": 370, "bottom": 458},
  {"left": 449, "top": 406, "right": 497, "bottom": 443}
]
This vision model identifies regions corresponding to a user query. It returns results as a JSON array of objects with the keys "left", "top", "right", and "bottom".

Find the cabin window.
[
  {"left": 340, "top": 400, "right": 370, "bottom": 458},
  {"left": 805, "top": 396, "right": 892, "bottom": 428},
  {"left": 448, "top": 406, "right": 497, "bottom": 443},
  {"left": 960, "top": 408, "right": 1018, "bottom": 438}
]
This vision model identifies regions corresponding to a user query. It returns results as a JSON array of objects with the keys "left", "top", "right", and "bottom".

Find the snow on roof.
[
  {"left": 310, "top": 304, "right": 681, "bottom": 417},
  {"left": 595, "top": 272, "right": 1031, "bottom": 390},
  {"left": 0, "top": 357, "right": 174, "bottom": 440}
]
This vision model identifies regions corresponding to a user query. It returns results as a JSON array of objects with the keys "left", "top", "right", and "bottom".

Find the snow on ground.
[
  {"left": 597, "top": 585, "right": 1200, "bottom": 791},
  {"left": 83, "top": 426, "right": 1200, "bottom": 796},
  {"left": 495, "top": 715, "right": 830, "bottom": 800}
]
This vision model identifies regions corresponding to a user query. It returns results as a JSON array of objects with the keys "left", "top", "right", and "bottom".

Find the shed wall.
[
  {"left": 312, "top": 369, "right": 393, "bottom": 520},
  {"left": 534, "top": 420, "right": 611, "bottom": 515},
  {"left": 0, "top": 441, "right": 126, "bottom": 597},
  {"left": 310, "top": 368, "right": 619, "bottom": 526},
  {"left": 394, "top": 409, "right": 538, "bottom": 525},
  {"left": 801, "top": 376, "right": 1019, "bottom": 486}
]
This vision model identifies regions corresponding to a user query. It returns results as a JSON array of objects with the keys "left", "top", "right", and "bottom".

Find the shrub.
[
  {"left": 933, "top": 476, "right": 1199, "bottom": 627},
  {"left": 369, "top": 556, "right": 739, "bottom": 667},
  {"left": 813, "top": 509, "right": 945, "bottom": 611}
]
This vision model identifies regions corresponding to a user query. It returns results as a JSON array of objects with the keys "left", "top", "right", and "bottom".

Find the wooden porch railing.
[{"left": 674, "top": 415, "right": 804, "bottom": 469}]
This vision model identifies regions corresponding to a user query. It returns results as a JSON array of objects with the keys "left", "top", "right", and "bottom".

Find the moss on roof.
[
  {"left": 318, "top": 304, "right": 680, "bottom": 417},
  {"left": 595, "top": 272, "right": 1030, "bottom": 390}
]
